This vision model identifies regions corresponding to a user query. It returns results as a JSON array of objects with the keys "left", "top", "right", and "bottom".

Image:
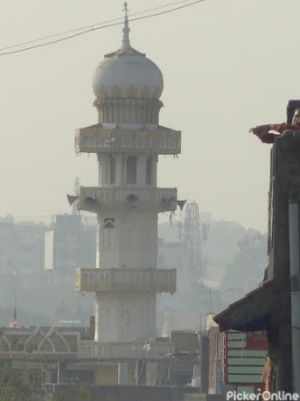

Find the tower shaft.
[{"left": 74, "top": 9, "right": 181, "bottom": 361}]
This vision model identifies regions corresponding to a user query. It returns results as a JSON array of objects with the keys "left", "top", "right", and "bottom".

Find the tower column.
[{"left": 73, "top": 4, "right": 181, "bottom": 375}]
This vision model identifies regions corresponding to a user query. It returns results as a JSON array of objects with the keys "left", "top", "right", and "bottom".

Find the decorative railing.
[
  {"left": 75, "top": 268, "right": 176, "bottom": 294},
  {"left": 75, "top": 125, "right": 181, "bottom": 155},
  {"left": 76, "top": 186, "right": 177, "bottom": 213},
  {"left": 78, "top": 340, "right": 174, "bottom": 361}
]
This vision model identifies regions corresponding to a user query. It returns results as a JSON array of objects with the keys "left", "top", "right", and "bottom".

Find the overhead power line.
[
  {"left": 0, "top": 0, "right": 204, "bottom": 57},
  {"left": 0, "top": 0, "right": 195, "bottom": 52}
]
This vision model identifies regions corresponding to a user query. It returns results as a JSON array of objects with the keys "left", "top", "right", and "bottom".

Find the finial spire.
[{"left": 122, "top": 2, "right": 131, "bottom": 51}]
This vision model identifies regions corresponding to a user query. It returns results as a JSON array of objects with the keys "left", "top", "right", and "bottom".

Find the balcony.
[
  {"left": 76, "top": 186, "right": 177, "bottom": 213},
  {"left": 75, "top": 268, "right": 176, "bottom": 294},
  {"left": 78, "top": 340, "right": 174, "bottom": 361},
  {"left": 75, "top": 124, "right": 181, "bottom": 155}
]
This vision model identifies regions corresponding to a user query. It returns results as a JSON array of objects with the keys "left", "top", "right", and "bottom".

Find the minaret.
[{"left": 74, "top": 3, "right": 181, "bottom": 379}]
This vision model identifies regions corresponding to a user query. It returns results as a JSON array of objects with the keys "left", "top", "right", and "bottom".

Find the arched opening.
[
  {"left": 126, "top": 156, "right": 137, "bottom": 184},
  {"left": 110, "top": 155, "right": 116, "bottom": 184},
  {"left": 146, "top": 157, "right": 152, "bottom": 185}
]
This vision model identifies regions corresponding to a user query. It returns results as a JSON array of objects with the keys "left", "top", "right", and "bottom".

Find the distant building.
[
  {"left": 44, "top": 214, "right": 96, "bottom": 272},
  {"left": 0, "top": 217, "right": 46, "bottom": 273},
  {"left": 0, "top": 216, "right": 17, "bottom": 272},
  {"left": 15, "top": 221, "right": 46, "bottom": 272}
]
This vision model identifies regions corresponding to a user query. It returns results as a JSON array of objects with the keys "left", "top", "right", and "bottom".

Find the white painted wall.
[
  {"left": 97, "top": 211, "right": 158, "bottom": 269},
  {"left": 95, "top": 293, "right": 156, "bottom": 342}
]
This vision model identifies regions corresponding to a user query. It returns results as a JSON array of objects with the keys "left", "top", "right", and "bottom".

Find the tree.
[
  {"left": 220, "top": 231, "right": 268, "bottom": 304},
  {"left": 0, "top": 359, "right": 43, "bottom": 401}
]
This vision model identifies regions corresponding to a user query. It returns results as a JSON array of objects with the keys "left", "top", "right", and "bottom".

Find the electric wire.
[
  {"left": 0, "top": 0, "right": 204, "bottom": 57},
  {"left": 0, "top": 0, "right": 197, "bottom": 52}
]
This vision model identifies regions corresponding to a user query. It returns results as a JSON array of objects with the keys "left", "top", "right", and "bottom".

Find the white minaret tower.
[{"left": 74, "top": 3, "right": 181, "bottom": 384}]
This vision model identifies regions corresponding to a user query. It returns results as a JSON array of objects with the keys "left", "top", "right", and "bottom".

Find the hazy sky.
[{"left": 0, "top": 0, "right": 299, "bottom": 231}]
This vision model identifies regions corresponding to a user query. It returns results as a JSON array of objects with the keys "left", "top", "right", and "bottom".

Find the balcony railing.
[
  {"left": 76, "top": 186, "right": 177, "bottom": 213},
  {"left": 75, "top": 125, "right": 181, "bottom": 155},
  {"left": 75, "top": 268, "right": 176, "bottom": 294},
  {"left": 78, "top": 340, "right": 174, "bottom": 361}
]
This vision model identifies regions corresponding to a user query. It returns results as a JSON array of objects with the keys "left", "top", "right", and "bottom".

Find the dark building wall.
[
  {"left": 200, "top": 333, "right": 209, "bottom": 393},
  {"left": 207, "top": 327, "right": 224, "bottom": 394},
  {"left": 265, "top": 135, "right": 299, "bottom": 391}
]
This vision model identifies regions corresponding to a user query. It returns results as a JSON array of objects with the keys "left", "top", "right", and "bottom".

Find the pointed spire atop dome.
[
  {"left": 122, "top": 2, "right": 131, "bottom": 51},
  {"left": 94, "top": 2, "right": 164, "bottom": 106},
  {"left": 104, "top": 1, "right": 145, "bottom": 58}
]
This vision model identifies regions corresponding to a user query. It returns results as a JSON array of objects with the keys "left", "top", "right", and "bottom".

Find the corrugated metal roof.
[{"left": 213, "top": 280, "right": 274, "bottom": 332}]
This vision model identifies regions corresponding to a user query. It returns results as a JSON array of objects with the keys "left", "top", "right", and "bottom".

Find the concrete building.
[
  {"left": 0, "top": 324, "right": 202, "bottom": 400},
  {"left": 0, "top": 216, "right": 17, "bottom": 272},
  {"left": 73, "top": 5, "right": 181, "bottom": 384},
  {"left": 16, "top": 221, "right": 46, "bottom": 273},
  {"left": 44, "top": 214, "right": 96, "bottom": 272},
  {"left": 0, "top": 216, "right": 46, "bottom": 273},
  {"left": 214, "top": 101, "right": 300, "bottom": 393}
]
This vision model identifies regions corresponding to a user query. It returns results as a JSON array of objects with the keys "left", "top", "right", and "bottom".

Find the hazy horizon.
[{"left": 0, "top": 0, "right": 299, "bottom": 232}]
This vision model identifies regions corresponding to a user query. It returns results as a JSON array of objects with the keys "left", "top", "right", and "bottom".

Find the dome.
[
  {"left": 92, "top": 4, "right": 164, "bottom": 125},
  {"left": 93, "top": 7, "right": 163, "bottom": 101},
  {"left": 93, "top": 52, "right": 164, "bottom": 100}
]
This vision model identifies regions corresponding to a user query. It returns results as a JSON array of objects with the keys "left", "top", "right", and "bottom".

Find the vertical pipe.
[{"left": 288, "top": 199, "right": 300, "bottom": 394}]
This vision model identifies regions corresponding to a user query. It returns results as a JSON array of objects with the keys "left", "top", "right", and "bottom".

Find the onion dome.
[{"left": 93, "top": 3, "right": 164, "bottom": 124}]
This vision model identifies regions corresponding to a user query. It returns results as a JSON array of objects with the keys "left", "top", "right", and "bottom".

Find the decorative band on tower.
[{"left": 72, "top": 4, "right": 181, "bottom": 348}]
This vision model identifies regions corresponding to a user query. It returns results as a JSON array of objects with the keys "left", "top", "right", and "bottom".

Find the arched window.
[
  {"left": 109, "top": 156, "right": 116, "bottom": 184},
  {"left": 126, "top": 156, "right": 137, "bottom": 184},
  {"left": 146, "top": 157, "right": 152, "bottom": 185}
]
